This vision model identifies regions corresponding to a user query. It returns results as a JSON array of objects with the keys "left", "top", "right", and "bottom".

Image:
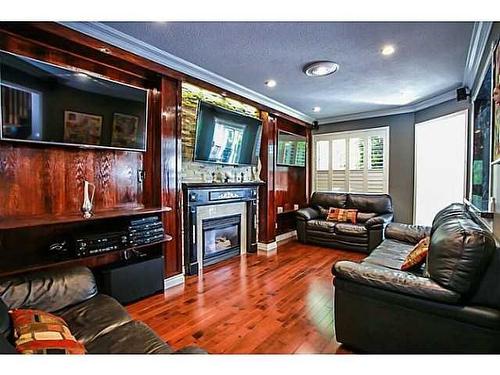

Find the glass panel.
[
  {"left": 369, "top": 135, "right": 384, "bottom": 170},
  {"left": 331, "top": 138, "right": 346, "bottom": 170},
  {"left": 471, "top": 65, "right": 492, "bottom": 212},
  {"left": 204, "top": 224, "right": 240, "bottom": 257},
  {"left": 349, "top": 137, "right": 365, "bottom": 170},
  {"left": 316, "top": 140, "right": 329, "bottom": 171},
  {"left": 276, "top": 131, "right": 307, "bottom": 167}
]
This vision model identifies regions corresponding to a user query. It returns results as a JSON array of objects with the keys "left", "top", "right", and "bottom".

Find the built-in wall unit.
[{"left": 0, "top": 22, "right": 311, "bottom": 289}]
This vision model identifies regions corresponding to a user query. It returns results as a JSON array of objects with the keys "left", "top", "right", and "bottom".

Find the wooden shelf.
[
  {"left": 0, "top": 206, "right": 172, "bottom": 230},
  {"left": 0, "top": 234, "right": 173, "bottom": 278},
  {"left": 277, "top": 209, "right": 298, "bottom": 215}
]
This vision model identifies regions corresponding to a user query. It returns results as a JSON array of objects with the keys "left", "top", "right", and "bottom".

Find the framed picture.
[
  {"left": 63, "top": 111, "right": 102, "bottom": 145},
  {"left": 494, "top": 40, "right": 500, "bottom": 163},
  {"left": 111, "top": 113, "right": 139, "bottom": 148}
]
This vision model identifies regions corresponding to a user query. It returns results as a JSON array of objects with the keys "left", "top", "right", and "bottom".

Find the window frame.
[{"left": 312, "top": 126, "right": 390, "bottom": 194}]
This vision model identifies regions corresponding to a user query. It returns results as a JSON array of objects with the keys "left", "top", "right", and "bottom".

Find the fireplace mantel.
[{"left": 182, "top": 181, "right": 265, "bottom": 189}]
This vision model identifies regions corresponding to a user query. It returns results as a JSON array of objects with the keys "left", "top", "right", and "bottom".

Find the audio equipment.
[
  {"left": 456, "top": 87, "right": 470, "bottom": 101},
  {"left": 312, "top": 120, "right": 319, "bottom": 130}
]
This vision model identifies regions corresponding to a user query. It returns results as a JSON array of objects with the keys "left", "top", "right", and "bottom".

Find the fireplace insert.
[{"left": 202, "top": 214, "right": 241, "bottom": 266}]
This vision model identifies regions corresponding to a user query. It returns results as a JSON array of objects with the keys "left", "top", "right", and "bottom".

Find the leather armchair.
[
  {"left": 297, "top": 192, "right": 393, "bottom": 253},
  {"left": 0, "top": 267, "right": 207, "bottom": 354},
  {"left": 332, "top": 203, "right": 500, "bottom": 353}
]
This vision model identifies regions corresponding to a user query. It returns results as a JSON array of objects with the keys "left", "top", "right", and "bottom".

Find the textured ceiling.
[{"left": 104, "top": 22, "right": 474, "bottom": 120}]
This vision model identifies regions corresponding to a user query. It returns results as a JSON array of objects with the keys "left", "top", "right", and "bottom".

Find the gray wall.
[{"left": 314, "top": 113, "right": 415, "bottom": 223}]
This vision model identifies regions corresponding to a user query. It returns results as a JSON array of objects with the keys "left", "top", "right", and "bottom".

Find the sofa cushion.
[
  {"left": 346, "top": 193, "right": 393, "bottom": 214},
  {"left": 401, "top": 237, "right": 430, "bottom": 271},
  {"left": 85, "top": 320, "right": 172, "bottom": 354},
  {"left": 310, "top": 192, "right": 347, "bottom": 217},
  {"left": 58, "top": 294, "right": 131, "bottom": 345},
  {"left": 363, "top": 239, "right": 415, "bottom": 270},
  {"left": 356, "top": 212, "right": 378, "bottom": 223},
  {"left": 335, "top": 223, "right": 368, "bottom": 237},
  {"left": 427, "top": 218, "right": 495, "bottom": 295},
  {"left": 306, "top": 219, "right": 336, "bottom": 233},
  {"left": 385, "top": 222, "right": 431, "bottom": 245},
  {"left": 10, "top": 309, "right": 86, "bottom": 354},
  {"left": 431, "top": 203, "right": 470, "bottom": 234},
  {"left": 327, "top": 208, "right": 358, "bottom": 223},
  {"left": 0, "top": 267, "right": 97, "bottom": 313}
]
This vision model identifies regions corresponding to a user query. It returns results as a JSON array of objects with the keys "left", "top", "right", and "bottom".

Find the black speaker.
[
  {"left": 96, "top": 256, "right": 164, "bottom": 304},
  {"left": 456, "top": 87, "right": 469, "bottom": 101},
  {"left": 312, "top": 120, "right": 319, "bottom": 130}
]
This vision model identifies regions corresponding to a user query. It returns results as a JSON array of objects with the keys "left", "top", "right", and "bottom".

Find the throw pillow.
[
  {"left": 401, "top": 237, "right": 430, "bottom": 271},
  {"left": 327, "top": 208, "right": 358, "bottom": 224},
  {"left": 9, "top": 309, "right": 85, "bottom": 354}
]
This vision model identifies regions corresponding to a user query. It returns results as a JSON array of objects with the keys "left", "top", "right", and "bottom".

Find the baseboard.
[
  {"left": 257, "top": 241, "right": 278, "bottom": 252},
  {"left": 276, "top": 230, "right": 297, "bottom": 243},
  {"left": 163, "top": 273, "right": 185, "bottom": 290}
]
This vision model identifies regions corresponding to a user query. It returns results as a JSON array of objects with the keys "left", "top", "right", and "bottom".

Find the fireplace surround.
[{"left": 182, "top": 182, "right": 262, "bottom": 275}]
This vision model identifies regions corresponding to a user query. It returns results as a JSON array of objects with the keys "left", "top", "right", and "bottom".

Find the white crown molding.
[
  {"left": 463, "top": 21, "right": 493, "bottom": 90},
  {"left": 59, "top": 22, "right": 314, "bottom": 124},
  {"left": 317, "top": 88, "right": 458, "bottom": 125}
]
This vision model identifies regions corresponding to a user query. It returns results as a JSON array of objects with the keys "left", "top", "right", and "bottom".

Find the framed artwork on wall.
[
  {"left": 111, "top": 113, "right": 139, "bottom": 148},
  {"left": 494, "top": 40, "right": 500, "bottom": 163},
  {"left": 63, "top": 111, "right": 102, "bottom": 145}
]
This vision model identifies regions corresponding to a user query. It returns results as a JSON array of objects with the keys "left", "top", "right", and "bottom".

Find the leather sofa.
[
  {"left": 332, "top": 203, "right": 500, "bottom": 353},
  {"left": 296, "top": 192, "right": 394, "bottom": 253},
  {"left": 0, "top": 266, "right": 206, "bottom": 354}
]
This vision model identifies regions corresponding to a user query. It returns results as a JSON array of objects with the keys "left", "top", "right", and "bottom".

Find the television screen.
[
  {"left": 0, "top": 50, "right": 148, "bottom": 151},
  {"left": 194, "top": 102, "right": 262, "bottom": 166},
  {"left": 277, "top": 130, "right": 307, "bottom": 167}
]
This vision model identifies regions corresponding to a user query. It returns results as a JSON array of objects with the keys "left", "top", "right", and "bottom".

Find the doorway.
[{"left": 414, "top": 110, "right": 468, "bottom": 225}]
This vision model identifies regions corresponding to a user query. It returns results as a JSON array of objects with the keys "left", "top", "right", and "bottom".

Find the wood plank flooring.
[{"left": 126, "top": 240, "right": 365, "bottom": 354}]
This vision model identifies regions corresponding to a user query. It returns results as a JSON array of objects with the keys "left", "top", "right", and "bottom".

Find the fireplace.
[
  {"left": 182, "top": 182, "right": 260, "bottom": 275},
  {"left": 202, "top": 214, "right": 241, "bottom": 266}
]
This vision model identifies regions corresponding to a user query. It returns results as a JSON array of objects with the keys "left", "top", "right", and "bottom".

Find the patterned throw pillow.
[
  {"left": 401, "top": 237, "right": 430, "bottom": 271},
  {"left": 9, "top": 309, "right": 85, "bottom": 354},
  {"left": 326, "top": 208, "right": 358, "bottom": 224}
]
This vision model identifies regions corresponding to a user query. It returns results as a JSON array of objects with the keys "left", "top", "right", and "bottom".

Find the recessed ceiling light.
[
  {"left": 381, "top": 45, "right": 395, "bottom": 56},
  {"left": 303, "top": 61, "right": 339, "bottom": 77},
  {"left": 265, "top": 80, "right": 277, "bottom": 88},
  {"left": 313, "top": 106, "right": 321, "bottom": 113},
  {"left": 76, "top": 72, "right": 89, "bottom": 79},
  {"left": 99, "top": 47, "right": 111, "bottom": 54}
]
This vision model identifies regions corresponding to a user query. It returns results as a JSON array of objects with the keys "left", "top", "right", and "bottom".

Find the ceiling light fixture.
[
  {"left": 381, "top": 45, "right": 395, "bottom": 56},
  {"left": 303, "top": 61, "right": 339, "bottom": 77},
  {"left": 99, "top": 47, "right": 112, "bottom": 54},
  {"left": 265, "top": 80, "right": 277, "bottom": 88},
  {"left": 313, "top": 106, "right": 321, "bottom": 113}
]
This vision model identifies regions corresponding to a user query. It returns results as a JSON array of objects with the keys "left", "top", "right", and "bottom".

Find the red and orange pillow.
[
  {"left": 326, "top": 208, "right": 358, "bottom": 224},
  {"left": 401, "top": 237, "right": 430, "bottom": 271},
  {"left": 9, "top": 309, "right": 85, "bottom": 354}
]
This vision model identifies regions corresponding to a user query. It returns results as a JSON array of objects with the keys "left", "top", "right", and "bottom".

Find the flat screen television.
[
  {"left": 194, "top": 101, "right": 262, "bottom": 166},
  {"left": 0, "top": 50, "right": 148, "bottom": 152}
]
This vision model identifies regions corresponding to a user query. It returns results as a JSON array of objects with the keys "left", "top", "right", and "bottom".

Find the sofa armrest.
[
  {"left": 332, "top": 261, "right": 461, "bottom": 304},
  {"left": 0, "top": 267, "right": 97, "bottom": 312},
  {"left": 296, "top": 207, "right": 320, "bottom": 221},
  {"left": 175, "top": 346, "right": 208, "bottom": 354},
  {"left": 364, "top": 213, "right": 393, "bottom": 229},
  {"left": 385, "top": 222, "right": 431, "bottom": 244}
]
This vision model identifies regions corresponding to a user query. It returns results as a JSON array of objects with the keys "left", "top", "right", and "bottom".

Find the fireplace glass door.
[{"left": 202, "top": 214, "right": 241, "bottom": 264}]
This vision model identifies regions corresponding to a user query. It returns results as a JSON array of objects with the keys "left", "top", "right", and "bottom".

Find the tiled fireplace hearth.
[{"left": 182, "top": 182, "right": 261, "bottom": 275}]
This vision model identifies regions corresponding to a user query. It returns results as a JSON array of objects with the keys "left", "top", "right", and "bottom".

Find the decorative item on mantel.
[{"left": 81, "top": 180, "right": 96, "bottom": 219}]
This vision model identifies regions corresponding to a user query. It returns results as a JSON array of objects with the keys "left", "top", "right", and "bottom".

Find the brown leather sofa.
[
  {"left": 0, "top": 266, "right": 206, "bottom": 354},
  {"left": 296, "top": 192, "right": 394, "bottom": 253},
  {"left": 332, "top": 203, "right": 500, "bottom": 353}
]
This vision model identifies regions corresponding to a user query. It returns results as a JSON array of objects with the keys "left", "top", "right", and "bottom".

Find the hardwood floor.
[{"left": 126, "top": 240, "right": 365, "bottom": 354}]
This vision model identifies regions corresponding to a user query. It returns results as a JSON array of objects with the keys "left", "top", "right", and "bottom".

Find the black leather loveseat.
[
  {"left": 0, "top": 266, "right": 206, "bottom": 354},
  {"left": 296, "top": 192, "right": 393, "bottom": 253},
  {"left": 332, "top": 203, "right": 500, "bottom": 353}
]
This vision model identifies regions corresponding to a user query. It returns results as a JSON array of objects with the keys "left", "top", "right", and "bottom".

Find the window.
[{"left": 312, "top": 127, "right": 389, "bottom": 193}]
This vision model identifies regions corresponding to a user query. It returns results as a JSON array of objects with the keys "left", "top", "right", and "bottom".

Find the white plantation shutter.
[{"left": 312, "top": 127, "right": 389, "bottom": 194}]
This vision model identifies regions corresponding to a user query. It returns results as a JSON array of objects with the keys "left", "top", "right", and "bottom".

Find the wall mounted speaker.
[
  {"left": 312, "top": 121, "right": 319, "bottom": 130},
  {"left": 456, "top": 87, "right": 469, "bottom": 101}
]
